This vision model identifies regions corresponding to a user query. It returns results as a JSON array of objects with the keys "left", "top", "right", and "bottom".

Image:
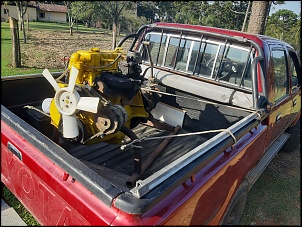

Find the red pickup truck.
[{"left": 1, "top": 22, "right": 300, "bottom": 225}]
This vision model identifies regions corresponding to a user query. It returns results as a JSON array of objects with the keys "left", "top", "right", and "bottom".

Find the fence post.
[{"left": 9, "top": 16, "right": 21, "bottom": 68}]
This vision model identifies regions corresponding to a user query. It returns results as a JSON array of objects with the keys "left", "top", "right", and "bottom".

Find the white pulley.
[
  {"left": 42, "top": 66, "right": 100, "bottom": 139},
  {"left": 42, "top": 98, "right": 52, "bottom": 114}
]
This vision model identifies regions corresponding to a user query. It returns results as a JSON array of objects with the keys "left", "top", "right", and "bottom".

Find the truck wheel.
[
  {"left": 220, "top": 180, "right": 249, "bottom": 225},
  {"left": 282, "top": 119, "right": 300, "bottom": 153}
]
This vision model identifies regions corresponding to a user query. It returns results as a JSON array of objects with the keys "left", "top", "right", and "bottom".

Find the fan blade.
[
  {"left": 43, "top": 69, "right": 60, "bottom": 92},
  {"left": 62, "top": 114, "right": 79, "bottom": 138},
  {"left": 76, "top": 97, "right": 100, "bottom": 113},
  {"left": 67, "top": 66, "right": 79, "bottom": 93}
]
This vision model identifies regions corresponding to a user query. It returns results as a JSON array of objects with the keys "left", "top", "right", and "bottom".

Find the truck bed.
[
  {"left": 68, "top": 123, "right": 206, "bottom": 191},
  {"left": 1, "top": 74, "right": 251, "bottom": 192},
  {"left": 64, "top": 87, "right": 250, "bottom": 190}
]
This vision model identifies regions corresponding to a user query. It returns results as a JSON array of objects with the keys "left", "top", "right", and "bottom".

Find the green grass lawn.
[
  {"left": 239, "top": 138, "right": 301, "bottom": 225},
  {"left": 1, "top": 21, "right": 57, "bottom": 76},
  {"left": 1, "top": 21, "right": 108, "bottom": 77},
  {"left": 27, "top": 21, "right": 106, "bottom": 33},
  {"left": 1, "top": 21, "right": 111, "bottom": 225}
]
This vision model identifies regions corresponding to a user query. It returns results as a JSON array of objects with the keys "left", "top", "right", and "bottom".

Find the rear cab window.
[{"left": 140, "top": 30, "right": 255, "bottom": 90}]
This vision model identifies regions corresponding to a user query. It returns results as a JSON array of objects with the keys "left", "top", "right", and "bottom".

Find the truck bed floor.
[{"left": 67, "top": 123, "right": 207, "bottom": 189}]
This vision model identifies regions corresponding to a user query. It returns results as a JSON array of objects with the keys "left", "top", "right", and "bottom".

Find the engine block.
[{"left": 46, "top": 47, "right": 152, "bottom": 145}]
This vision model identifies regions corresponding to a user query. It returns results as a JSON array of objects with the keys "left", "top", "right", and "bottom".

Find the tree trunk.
[
  {"left": 241, "top": 1, "right": 251, "bottom": 32},
  {"left": 26, "top": 13, "right": 29, "bottom": 31},
  {"left": 70, "top": 25, "right": 73, "bottom": 36},
  {"left": 112, "top": 21, "right": 117, "bottom": 50},
  {"left": 247, "top": 1, "right": 269, "bottom": 34},
  {"left": 263, "top": 1, "right": 273, "bottom": 32},
  {"left": 9, "top": 17, "right": 21, "bottom": 68},
  {"left": 22, "top": 24, "right": 26, "bottom": 43},
  {"left": 15, "top": 1, "right": 28, "bottom": 43},
  {"left": 118, "top": 23, "right": 121, "bottom": 36},
  {"left": 20, "top": 17, "right": 26, "bottom": 43},
  {"left": 19, "top": 16, "right": 24, "bottom": 31}
]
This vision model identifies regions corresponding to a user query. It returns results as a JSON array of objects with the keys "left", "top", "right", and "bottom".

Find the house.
[
  {"left": 32, "top": 1, "right": 68, "bottom": 23},
  {"left": 1, "top": 3, "right": 36, "bottom": 22},
  {"left": 1, "top": 2, "right": 67, "bottom": 23}
]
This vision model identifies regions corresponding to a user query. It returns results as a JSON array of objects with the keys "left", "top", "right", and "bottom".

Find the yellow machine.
[{"left": 42, "top": 47, "right": 154, "bottom": 145}]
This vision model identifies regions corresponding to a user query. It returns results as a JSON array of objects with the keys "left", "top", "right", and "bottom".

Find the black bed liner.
[
  {"left": 67, "top": 123, "right": 207, "bottom": 190},
  {"left": 65, "top": 88, "right": 251, "bottom": 190}
]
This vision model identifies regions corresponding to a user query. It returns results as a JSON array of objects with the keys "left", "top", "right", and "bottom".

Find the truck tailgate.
[{"left": 1, "top": 106, "right": 121, "bottom": 225}]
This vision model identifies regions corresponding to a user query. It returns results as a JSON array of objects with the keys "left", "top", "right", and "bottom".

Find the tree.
[
  {"left": 173, "top": 1, "right": 250, "bottom": 31},
  {"left": 245, "top": 1, "right": 286, "bottom": 35},
  {"left": 241, "top": 1, "right": 251, "bottom": 31},
  {"left": 137, "top": 1, "right": 157, "bottom": 23},
  {"left": 173, "top": 1, "right": 207, "bottom": 25},
  {"left": 198, "top": 1, "right": 239, "bottom": 29},
  {"left": 15, "top": 1, "right": 28, "bottom": 43},
  {"left": 265, "top": 9, "right": 300, "bottom": 49},
  {"left": 96, "top": 1, "right": 133, "bottom": 49},
  {"left": 155, "top": 1, "right": 175, "bottom": 22},
  {"left": 64, "top": 1, "right": 77, "bottom": 36},
  {"left": 120, "top": 9, "right": 148, "bottom": 34},
  {"left": 71, "top": 1, "right": 96, "bottom": 28}
]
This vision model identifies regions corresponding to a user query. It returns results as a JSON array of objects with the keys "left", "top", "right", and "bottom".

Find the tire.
[
  {"left": 220, "top": 180, "right": 249, "bottom": 225},
  {"left": 281, "top": 119, "right": 300, "bottom": 153}
]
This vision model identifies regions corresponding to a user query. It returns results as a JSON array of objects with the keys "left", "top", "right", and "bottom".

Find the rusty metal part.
[
  {"left": 120, "top": 125, "right": 142, "bottom": 174},
  {"left": 95, "top": 105, "right": 127, "bottom": 135},
  {"left": 95, "top": 115, "right": 112, "bottom": 133},
  {"left": 95, "top": 106, "right": 116, "bottom": 134},
  {"left": 96, "top": 81, "right": 107, "bottom": 95},
  {"left": 126, "top": 125, "right": 182, "bottom": 187},
  {"left": 144, "top": 117, "right": 175, "bottom": 132}
]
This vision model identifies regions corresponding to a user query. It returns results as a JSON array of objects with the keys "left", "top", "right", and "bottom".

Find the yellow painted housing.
[
  {"left": 67, "top": 47, "right": 126, "bottom": 86},
  {"left": 49, "top": 48, "right": 148, "bottom": 144}
]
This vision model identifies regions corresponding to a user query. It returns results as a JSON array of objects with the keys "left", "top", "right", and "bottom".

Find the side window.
[
  {"left": 288, "top": 51, "right": 300, "bottom": 91},
  {"left": 142, "top": 33, "right": 167, "bottom": 65},
  {"left": 272, "top": 49, "right": 289, "bottom": 101}
]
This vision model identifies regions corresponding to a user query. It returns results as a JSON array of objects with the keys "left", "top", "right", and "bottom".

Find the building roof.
[{"left": 28, "top": 1, "right": 68, "bottom": 13}]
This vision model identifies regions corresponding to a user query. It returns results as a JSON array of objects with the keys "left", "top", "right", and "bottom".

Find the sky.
[{"left": 269, "top": 1, "right": 301, "bottom": 15}]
